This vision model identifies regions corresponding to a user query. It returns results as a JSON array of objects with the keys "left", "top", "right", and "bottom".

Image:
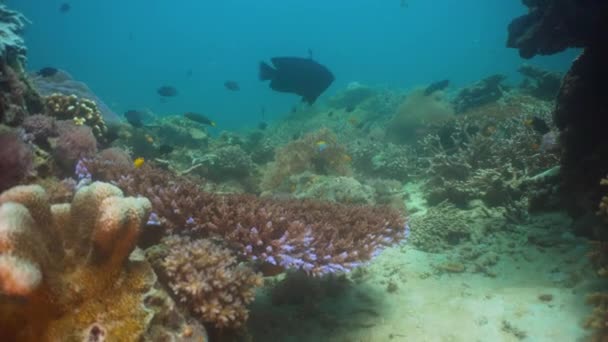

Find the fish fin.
[{"left": 259, "top": 62, "right": 276, "bottom": 81}]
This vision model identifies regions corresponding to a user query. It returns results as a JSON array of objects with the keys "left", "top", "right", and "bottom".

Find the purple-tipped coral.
[
  {"left": 0, "top": 130, "right": 32, "bottom": 191},
  {"left": 85, "top": 158, "right": 408, "bottom": 277}
]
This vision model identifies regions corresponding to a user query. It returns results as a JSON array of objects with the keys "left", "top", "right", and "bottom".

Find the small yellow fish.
[
  {"left": 523, "top": 119, "right": 534, "bottom": 127},
  {"left": 134, "top": 157, "right": 145, "bottom": 168},
  {"left": 315, "top": 140, "right": 328, "bottom": 152},
  {"left": 342, "top": 154, "right": 352, "bottom": 162}
]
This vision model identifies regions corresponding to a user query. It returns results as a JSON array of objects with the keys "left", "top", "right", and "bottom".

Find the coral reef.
[
  {"left": 0, "top": 61, "right": 44, "bottom": 126},
  {"left": 386, "top": 88, "right": 454, "bottom": 143},
  {"left": 0, "top": 4, "right": 29, "bottom": 68},
  {"left": 517, "top": 64, "right": 562, "bottom": 101},
  {"left": 85, "top": 159, "right": 408, "bottom": 276},
  {"left": 419, "top": 110, "right": 559, "bottom": 208},
  {"left": 147, "top": 235, "right": 263, "bottom": 329},
  {"left": 507, "top": 0, "right": 608, "bottom": 58},
  {"left": 261, "top": 128, "right": 351, "bottom": 192},
  {"left": 45, "top": 93, "right": 108, "bottom": 141},
  {"left": 453, "top": 74, "right": 507, "bottom": 114},
  {"left": 31, "top": 69, "right": 119, "bottom": 122},
  {"left": 0, "top": 128, "right": 33, "bottom": 191},
  {"left": 0, "top": 181, "right": 159, "bottom": 341}
]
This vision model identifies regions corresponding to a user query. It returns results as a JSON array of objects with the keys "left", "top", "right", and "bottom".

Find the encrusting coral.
[
  {"left": 45, "top": 93, "right": 107, "bottom": 141},
  {"left": 148, "top": 235, "right": 263, "bottom": 329},
  {"left": 0, "top": 181, "right": 156, "bottom": 341}
]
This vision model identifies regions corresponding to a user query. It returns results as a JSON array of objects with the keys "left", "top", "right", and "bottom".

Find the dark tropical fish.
[
  {"left": 424, "top": 79, "right": 450, "bottom": 96},
  {"left": 345, "top": 105, "right": 356, "bottom": 113},
  {"left": 157, "top": 85, "right": 178, "bottom": 97},
  {"left": 224, "top": 81, "right": 240, "bottom": 91},
  {"left": 258, "top": 122, "right": 268, "bottom": 130},
  {"left": 37, "top": 67, "right": 58, "bottom": 77},
  {"left": 59, "top": 3, "right": 71, "bottom": 13},
  {"left": 124, "top": 110, "right": 144, "bottom": 127},
  {"left": 158, "top": 144, "right": 174, "bottom": 155},
  {"left": 184, "top": 112, "right": 216, "bottom": 126},
  {"left": 259, "top": 56, "right": 334, "bottom": 104},
  {"left": 530, "top": 116, "right": 550, "bottom": 134}
]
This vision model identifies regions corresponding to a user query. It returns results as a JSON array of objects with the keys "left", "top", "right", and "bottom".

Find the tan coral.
[
  {"left": 148, "top": 235, "right": 263, "bottom": 329},
  {"left": 0, "top": 181, "right": 156, "bottom": 341},
  {"left": 44, "top": 93, "right": 107, "bottom": 141},
  {"left": 261, "top": 127, "right": 351, "bottom": 192}
]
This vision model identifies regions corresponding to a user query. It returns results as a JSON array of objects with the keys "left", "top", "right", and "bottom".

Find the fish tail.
[{"left": 259, "top": 62, "right": 276, "bottom": 81}]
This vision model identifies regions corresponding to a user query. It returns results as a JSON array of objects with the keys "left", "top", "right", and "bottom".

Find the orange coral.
[{"left": 0, "top": 182, "right": 156, "bottom": 341}]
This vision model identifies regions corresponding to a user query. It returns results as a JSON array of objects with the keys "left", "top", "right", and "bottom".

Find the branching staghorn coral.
[
  {"left": 148, "top": 235, "right": 263, "bottom": 329},
  {"left": 261, "top": 128, "right": 352, "bottom": 192},
  {"left": 85, "top": 158, "right": 408, "bottom": 276},
  {"left": 0, "top": 181, "right": 158, "bottom": 341}
]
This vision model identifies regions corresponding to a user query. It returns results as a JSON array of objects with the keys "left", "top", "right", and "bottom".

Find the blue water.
[{"left": 12, "top": 0, "right": 578, "bottom": 130}]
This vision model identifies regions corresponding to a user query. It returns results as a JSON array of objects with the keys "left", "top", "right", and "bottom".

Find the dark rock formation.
[{"left": 507, "top": 0, "right": 608, "bottom": 58}]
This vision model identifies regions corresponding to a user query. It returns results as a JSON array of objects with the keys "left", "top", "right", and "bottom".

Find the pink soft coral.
[{"left": 53, "top": 120, "right": 97, "bottom": 171}]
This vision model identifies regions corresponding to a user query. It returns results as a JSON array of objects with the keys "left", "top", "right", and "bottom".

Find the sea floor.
[{"left": 248, "top": 203, "right": 599, "bottom": 342}]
